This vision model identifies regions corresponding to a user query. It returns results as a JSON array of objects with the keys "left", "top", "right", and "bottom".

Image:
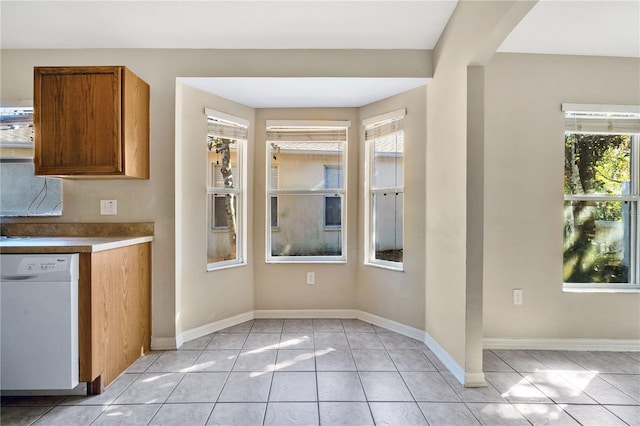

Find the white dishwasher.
[{"left": 1, "top": 253, "right": 79, "bottom": 390}]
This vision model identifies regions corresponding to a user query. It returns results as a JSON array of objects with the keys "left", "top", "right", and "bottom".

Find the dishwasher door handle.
[{"left": 1, "top": 275, "right": 38, "bottom": 281}]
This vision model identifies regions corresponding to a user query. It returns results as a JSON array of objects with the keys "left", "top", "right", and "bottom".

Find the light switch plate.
[
  {"left": 513, "top": 289, "right": 523, "bottom": 305},
  {"left": 100, "top": 199, "right": 117, "bottom": 215}
]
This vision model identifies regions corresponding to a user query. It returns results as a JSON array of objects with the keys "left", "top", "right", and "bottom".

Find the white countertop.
[{"left": 0, "top": 236, "right": 153, "bottom": 254}]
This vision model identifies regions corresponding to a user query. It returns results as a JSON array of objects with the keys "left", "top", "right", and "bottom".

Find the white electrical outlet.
[
  {"left": 100, "top": 199, "right": 117, "bottom": 215},
  {"left": 306, "top": 272, "right": 315, "bottom": 285},
  {"left": 513, "top": 289, "right": 523, "bottom": 305}
]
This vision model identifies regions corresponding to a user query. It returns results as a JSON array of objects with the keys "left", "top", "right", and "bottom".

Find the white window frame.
[
  {"left": 364, "top": 109, "right": 406, "bottom": 271},
  {"left": 562, "top": 103, "right": 640, "bottom": 292},
  {"left": 206, "top": 108, "right": 249, "bottom": 271},
  {"left": 266, "top": 120, "right": 349, "bottom": 264}
]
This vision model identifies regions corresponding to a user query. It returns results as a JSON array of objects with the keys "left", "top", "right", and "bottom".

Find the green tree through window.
[{"left": 563, "top": 133, "right": 633, "bottom": 283}]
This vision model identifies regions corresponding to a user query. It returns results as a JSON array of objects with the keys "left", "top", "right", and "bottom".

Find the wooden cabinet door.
[
  {"left": 79, "top": 243, "right": 151, "bottom": 389},
  {"left": 34, "top": 66, "right": 123, "bottom": 175}
]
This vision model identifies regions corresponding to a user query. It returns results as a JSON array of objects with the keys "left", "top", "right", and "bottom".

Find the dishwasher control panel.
[
  {"left": 17, "top": 256, "right": 70, "bottom": 274},
  {"left": 1, "top": 253, "right": 79, "bottom": 281}
]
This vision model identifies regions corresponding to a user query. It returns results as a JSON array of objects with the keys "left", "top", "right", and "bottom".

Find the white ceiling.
[
  {"left": 498, "top": 0, "right": 640, "bottom": 58},
  {"left": 0, "top": 1, "right": 457, "bottom": 50},
  {"left": 1, "top": 1, "right": 638, "bottom": 108},
  {"left": 180, "top": 77, "right": 430, "bottom": 108}
]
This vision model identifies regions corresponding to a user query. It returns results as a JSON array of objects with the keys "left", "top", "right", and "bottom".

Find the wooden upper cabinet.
[{"left": 34, "top": 66, "right": 150, "bottom": 178}]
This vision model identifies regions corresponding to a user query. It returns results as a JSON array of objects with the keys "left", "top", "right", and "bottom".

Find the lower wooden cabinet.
[{"left": 78, "top": 242, "right": 151, "bottom": 393}]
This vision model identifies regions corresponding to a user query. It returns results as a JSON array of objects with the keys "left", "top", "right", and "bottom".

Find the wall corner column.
[{"left": 465, "top": 65, "right": 486, "bottom": 387}]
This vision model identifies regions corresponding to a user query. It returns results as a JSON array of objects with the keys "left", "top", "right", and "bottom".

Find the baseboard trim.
[
  {"left": 181, "top": 311, "right": 255, "bottom": 343},
  {"left": 464, "top": 372, "right": 487, "bottom": 388},
  {"left": 355, "top": 311, "right": 425, "bottom": 341},
  {"left": 355, "top": 312, "right": 480, "bottom": 387},
  {"left": 422, "top": 331, "right": 468, "bottom": 386},
  {"left": 254, "top": 309, "right": 359, "bottom": 319},
  {"left": 176, "top": 309, "right": 425, "bottom": 345},
  {"left": 484, "top": 338, "right": 640, "bottom": 352}
]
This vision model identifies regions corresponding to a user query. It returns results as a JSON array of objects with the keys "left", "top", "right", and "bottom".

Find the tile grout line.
[
  {"left": 260, "top": 320, "right": 281, "bottom": 425},
  {"left": 314, "top": 321, "right": 321, "bottom": 426},
  {"left": 206, "top": 321, "right": 251, "bottom": 425}
]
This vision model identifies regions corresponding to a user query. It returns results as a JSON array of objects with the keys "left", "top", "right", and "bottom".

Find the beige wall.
[
  {"left": 484, "top": 53, "right": 640, "bottom": 340},
  {"left": 357, "top": 86, "right": 426, "bottom": 330},
  {"left": 426, "top": 60, "right": 468, "bottom": 368},
  {"left": 176, "top": 83, "right": 256, "bottom": 332}
]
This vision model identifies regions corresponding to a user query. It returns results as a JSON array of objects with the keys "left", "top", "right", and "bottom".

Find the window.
[
  {"left": 266, "top": 120, "right": 349, "bottom": 262},
  {"left": 0, "top": 107, "right": 63, "bottom": 217},
  {"left": 206, "top": 108, "right": 248, "bottom": 270},
  {"left": 324, "top": 166, "right": 343, "bottom": 228},
  {"left": 364, "top": 109, "right": 405, "bottom": 270},
  {"left": 563, "top": 103, "right": 639, "bottom": 290}
]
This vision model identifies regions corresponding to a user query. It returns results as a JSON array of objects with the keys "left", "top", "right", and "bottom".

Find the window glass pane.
[
  {"left": 208, "top": 194, "right": 238, "bottom": 263},
  {"left": 271, "top": 197, "right": 278, "bottom": 228},
  {"left": 564, "top": 133, "right": 631, "bottom": 195},
  {"left": 1, "top": 108, "right": 62, "bottom": 217},
  {"left": 213, "top": 196, "right": 228, "bottom": 228},
  {"left": 324, "top": 196, "right": 341, "bottom": 227},
  {"left": 209, "top": 141, "right": 238, "bottom": 189},
  {"left": 374, "top": 192, "right": 403, "bottom": 263},
  {"left": 324, "top": 165, "right": 342, "bottom": 227},
  {"left": 325, "top": 165, "right": 343, "bottom": 189},
  {"left": 271, "top": 194, "right": 342, "bottom": 257},
  {"left": 269, "top": 142, "right": 344, "bottom": 191},
  {"left": 271, "top": 166, "right": 279, "bottom": 189},
  {"left": 373, "top": 132, "right": 404, "bottom": 189},
  {"left": 563, "top": 200, "right": 632, "bottom": 283},
  {"left": 0, "top": 161, "right": 62, "bottom": 217}
]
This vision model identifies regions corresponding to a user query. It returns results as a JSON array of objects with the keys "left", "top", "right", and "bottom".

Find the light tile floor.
[{"left": 1, "top": 318, "right": 638, "bottom": 425}]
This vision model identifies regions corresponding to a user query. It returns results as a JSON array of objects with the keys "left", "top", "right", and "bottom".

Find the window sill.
[
  {"left": 207, "top": 260, "right": 247, "bottom": 272},
  {"left": 211, "top": 227, "right": 230, "bottom": 232},
  {"left": 563, "top": 284, "right": 640, "bottom": 294},
  {"left": 365, "top": 261, "right": 404, "bottom": 272},
  {"left": 267, "top": 257, "right": 346, "bottom": 264}
]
